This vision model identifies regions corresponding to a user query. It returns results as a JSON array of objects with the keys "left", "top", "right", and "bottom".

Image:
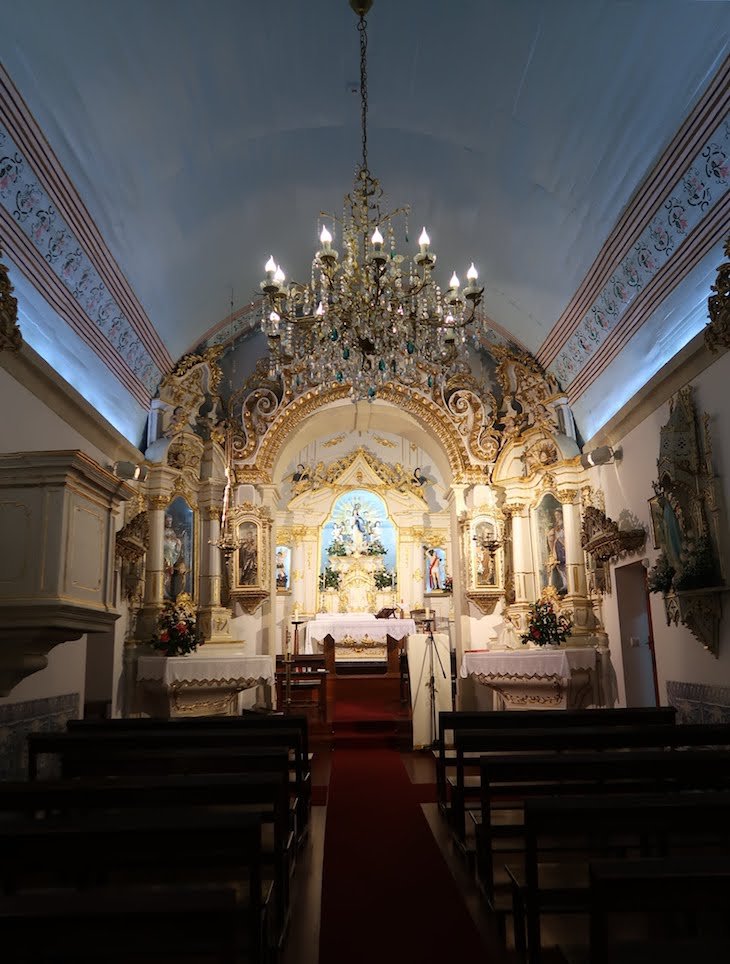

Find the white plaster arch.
[{"left": 270, "top": 397, "right": 455, "bottom": 487}]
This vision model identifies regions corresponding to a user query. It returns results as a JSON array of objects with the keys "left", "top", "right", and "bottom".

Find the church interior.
[{"left": 1, "top": 1, "right": 730, "bottom": 961}]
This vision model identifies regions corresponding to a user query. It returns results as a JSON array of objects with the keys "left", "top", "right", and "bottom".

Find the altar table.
[
  {"left": 460, "top": 647, "right": 597, "bottom": 710},
  {"left": 137, "top": 653, "right": 275, "bottom": 717},
  {"left": 303, "top": 615, "right": 416, "bottom": 660}
]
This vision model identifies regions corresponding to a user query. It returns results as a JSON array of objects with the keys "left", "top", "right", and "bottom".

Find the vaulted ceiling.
[{"left": 1, "top": 0, "right": 728, "bottom": 447}]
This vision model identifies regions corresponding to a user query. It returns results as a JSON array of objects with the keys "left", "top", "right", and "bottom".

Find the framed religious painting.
[
  {"left": 163, "top": 495, "right": 196, "bottom": 602},
  {"left": 463, "top": 514, "right": 505, "bottom": 615},
  {"left": 228, "top": 505, "right": 272, "bottom": 613}
]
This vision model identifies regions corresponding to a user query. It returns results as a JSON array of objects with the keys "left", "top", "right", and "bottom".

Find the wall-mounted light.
[
  {"left": 580, "top": 445, "right": 622, "bottom": 470},
  {"left": 113, "top": 461, "right": 148, "bottom": 481}
]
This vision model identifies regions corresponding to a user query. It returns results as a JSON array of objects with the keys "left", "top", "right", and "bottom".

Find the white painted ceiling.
[{"left": 1, "top": 0, "right": 728, "bottom": 444}]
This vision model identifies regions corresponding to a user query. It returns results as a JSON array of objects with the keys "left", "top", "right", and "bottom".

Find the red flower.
[
  {"left": 531, "top": 628, "right": 541, "bottom": 639},
  {"left": 159, "top": 630, "right": 169, "bottom": 642},
  {"left": 176, "top": 621, "right": 187, "bottom": 632}
]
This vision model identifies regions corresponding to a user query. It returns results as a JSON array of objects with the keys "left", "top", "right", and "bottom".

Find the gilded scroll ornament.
[
  {"left": 704, "top": 236, "right": 730, "bottom": 354},
  {"left": 0, "top": 243, "right": 21, "bottom": 353}
]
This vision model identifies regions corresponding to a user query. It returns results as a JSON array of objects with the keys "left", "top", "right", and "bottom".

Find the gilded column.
[
  {"left": 136, "top": 493, "right": 168, "bottom": 641},
  {"left": 290, "top": 526, "right": 308, "bottom": 616},
  {"left": 558, "top": 489, "right": 593, "bottom": 638},
  {"left": 197, "top": 502, "right": 233, "bottom": 643},
  {"left": 506, "top": 502, "right": 535, "bottom": 635}
]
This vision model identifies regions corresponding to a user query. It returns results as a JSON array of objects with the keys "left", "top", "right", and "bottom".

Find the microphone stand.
[{"left": 423, "top": 615, "right": 447, "bottom": 749}]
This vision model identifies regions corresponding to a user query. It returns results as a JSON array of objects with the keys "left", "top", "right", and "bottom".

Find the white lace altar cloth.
[
  {"left": 137, "top": 654, "right": 274, "bottom": 687},
  {"left": 460, "top": 647, "right": 596, "bottom": 680},
  {"left": 303, "top": 617, "right": 416, "bottom": 654}
]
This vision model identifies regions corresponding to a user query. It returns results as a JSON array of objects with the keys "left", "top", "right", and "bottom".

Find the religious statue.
[
  {"left": 238, "top": 522, "right": 258, "bottom": 586},
  {"left": 163, "top": 513, "right": 184, "bottom": 598},
  {"left": 426, "top": 547, "right": 443, "bottom": 591},
  {"left": 545, "top": 507, "right": 567, "bottom": 595}
]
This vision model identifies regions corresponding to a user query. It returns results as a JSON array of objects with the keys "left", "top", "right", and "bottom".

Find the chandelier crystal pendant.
[{"left": 259, "top": 0, "right": 484, "bottom": 402}]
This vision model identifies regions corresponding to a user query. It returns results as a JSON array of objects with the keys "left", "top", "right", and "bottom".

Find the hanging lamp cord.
[{"left": 358, "top": 13, "right": 368, "bottom": 176}]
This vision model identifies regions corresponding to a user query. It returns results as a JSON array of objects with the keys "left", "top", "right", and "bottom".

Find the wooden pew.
[
  {"left": 27, "top": 725, "right": 309, "bottom": 841},
  {"left": 473, "top": 746, "right": 730, "bottom": 913},
  {"left": 0, "top": 808, "right": 274, "bottom": 963},
  {"left": 68, "top": 711, "right": 312, "bottom": 777},
  {"left": 510, "top": 790, "right": 730, "bottom": 964},
  {"left": 435, "top": 706, "right": 677, "bottom": 813},
  {"left": 0, "top": 884, "right": 244, "bottom": 963},
  {"left": 0, "top": 769, "right": 293, "bottom": 945},
  {"left": 448, "top": 721, "right": 730, "bottom": 846},
  {"left": 585, "top": 855, "right": 730, "bottom": 964},
  {"left": 66, "top": 712, "right": 313, "bottom": 832}
]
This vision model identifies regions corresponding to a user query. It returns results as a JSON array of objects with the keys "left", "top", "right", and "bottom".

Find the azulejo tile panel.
[
  {"left": 666, "top": 679, "right": 730, "bottom": 725},
  {"left": 0, "top": 692, "right": 79, "bottom": 780}
]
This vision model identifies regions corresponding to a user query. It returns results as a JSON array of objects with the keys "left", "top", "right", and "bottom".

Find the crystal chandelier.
[{"left": 259, "top": 0, "right": 484, "bottom": 402}]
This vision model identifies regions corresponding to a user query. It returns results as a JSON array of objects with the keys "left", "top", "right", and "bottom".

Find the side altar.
[
  {"left": 460, "top": 646, "right": 599, "bottom": 710},
  {"left": 136, "top": 647, "right": 275, "bottom": 717}
]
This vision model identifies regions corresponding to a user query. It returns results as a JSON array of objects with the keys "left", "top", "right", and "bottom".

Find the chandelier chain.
[{"left": 358, "top": 14, "right": 368, "bottom": 175}]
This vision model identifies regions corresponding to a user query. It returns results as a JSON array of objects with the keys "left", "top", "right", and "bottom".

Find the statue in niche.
[
  {"left": 545, "top": 506, "right": 567, "bottom": 595},
  {"left": 163, "top": 499, "right": 193, "bottom": 600}
]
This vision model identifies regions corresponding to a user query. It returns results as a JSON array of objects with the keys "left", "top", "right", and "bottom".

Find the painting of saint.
[
  {"left": 276, "top": 545, "right": 291, "bottom": 592},
  {"left": 425, "top": 546, "right": 446, "bottom": 593},
  {"left": 238, "top": 521, "right": 259, "bottom": 587},
  {"left": 163, "top": 497, "right": 194, "bottom": 600},
  {"left": 535, "top": 494, "right": 567, "bottom": 595}
]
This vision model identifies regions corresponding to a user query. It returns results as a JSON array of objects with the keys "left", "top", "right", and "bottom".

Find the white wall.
[
  {"left": 594, "top": 348, "right": 730, "bottom": 704},
  {"left": 0, "top": 365, "right": 134, "bottom": 713}
]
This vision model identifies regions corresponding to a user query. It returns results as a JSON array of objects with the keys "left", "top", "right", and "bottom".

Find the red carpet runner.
[{"left": 318, "top": 748, "right": 490, "bottom": 963}]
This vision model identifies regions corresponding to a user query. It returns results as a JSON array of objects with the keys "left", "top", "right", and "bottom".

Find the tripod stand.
[{"left": 422, "top": 615, "right": 447, "bottom": 750}]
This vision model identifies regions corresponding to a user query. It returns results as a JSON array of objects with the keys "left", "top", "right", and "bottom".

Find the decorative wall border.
[
  {"left": 538, "top": 56, "right": 730, "bottom": 369},
  {"left": 0, "top": 64, "right": 172, "bottom": 402},
  {"left": 550, "top": 111, "right": 730, "bottom": 393}
]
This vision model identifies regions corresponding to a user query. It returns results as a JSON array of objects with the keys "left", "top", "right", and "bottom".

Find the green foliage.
[
  {"left": 150, "top": 600, "right": 203, "bottom": 656},
  {"left": 319, "top": 566, "right": 341, "bottom": 590},
  {"left": 374, "top": 569, "right": 396, "bottom": 590},
  {"left": 647, "top": 551, "right": 675, "bottom": 594},
  {"left": 521, "top": 599, "right": 572, "bottom": 647},
  {"left": 674, "top": 534, "right": 719, "bottom": 591}
]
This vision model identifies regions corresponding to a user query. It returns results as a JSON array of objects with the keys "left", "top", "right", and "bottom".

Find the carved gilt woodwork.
[
  {"left": 581, "top": 505, "right": 646, "bottom": 595},
  {"left": 647, "top": 384, "right": 726, "bottom": 656}
]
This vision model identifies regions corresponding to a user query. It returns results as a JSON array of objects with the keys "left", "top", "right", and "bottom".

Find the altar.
[
  {"left": 136, "top": 651, "right": 275, "bottom": 717},
  {"left": 460, "top": 647, "right": 597, "bottom": 710},
  {"left": 303, "top": 613, "right": 416, "bottom": 662}
]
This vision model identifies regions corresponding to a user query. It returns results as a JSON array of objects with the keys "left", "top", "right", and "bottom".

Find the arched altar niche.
[
  {"left": 163, "top": 495, "right": 195, "bottom": 601},
  {"left": 320, "top": 489, "right": 396, "bottom": 614},
  {"left": 533, "top": 493, "right": 568, "bottom": 597}
]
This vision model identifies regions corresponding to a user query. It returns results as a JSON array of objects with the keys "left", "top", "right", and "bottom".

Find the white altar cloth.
[
  {"left": 138, "top": 654, "right": 274, "bottom": 687},
  {"left": 460, "top": 647, "right": 597, "bottom": 710},
  {"left": 303, "top": 617, "right": 416, "bottom": 654},
  {"left": 460, "top": 647, "right": 596, "bottom": 680},
  {"left": 407, "top": 633, "right": 453, "bottom": 748}
]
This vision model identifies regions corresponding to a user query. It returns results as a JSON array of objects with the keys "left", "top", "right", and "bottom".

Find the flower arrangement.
[
  {"left": 150, "top": 594, "right": 204, "bottom": 656},
  {"left": 374, "top": 568, "right": 396, "bottom": 590},
  {"left": 443, "top": 574, "right": 453, "bottom": 593},
  {"left": 521, "top": 598, "right": 572, "bottom": 647},
  {"left": 319, "top": 566, "right": 341, "bottom": 591}
]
